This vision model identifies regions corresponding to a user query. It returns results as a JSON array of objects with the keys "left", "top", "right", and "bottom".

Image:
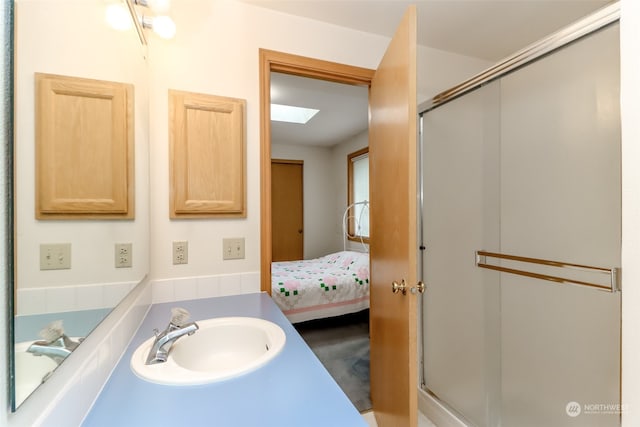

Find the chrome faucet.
[
  {"left": 145, "top": 308, "right": 199, "bottom": 365},
  {"left": 27, "top": 320, "right": 82, "bottom": 364},
  {"left": 27, "top": 333, "right": 83, "bottom": 365}
]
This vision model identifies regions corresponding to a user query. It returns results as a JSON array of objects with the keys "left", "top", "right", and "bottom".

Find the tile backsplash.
[
  {"left": 17, "top": 281, "right": 138, "bottom": 315},
  {"left": 152, "top": 271, "right": 260, "bottom": 303}
]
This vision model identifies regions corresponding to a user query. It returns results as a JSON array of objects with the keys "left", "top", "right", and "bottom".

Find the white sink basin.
[
  {"left": 14, "top": 341, "right": 59, "bottom": 406},
  {"left": 131, "top": 317, "right": 286, "bottom": 385}
]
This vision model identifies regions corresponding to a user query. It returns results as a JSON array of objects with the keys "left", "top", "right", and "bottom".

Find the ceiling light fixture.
[
  {"left": 106, "top": 0, "right": 176, "bottom": 45},
  {"left": 105, "top": 3, "right": 133, "bottom": 31},
  {"left": 271, "top": 104, "right": 320, "bottom": 124},
  {"left": 140, "top": 14, "right": 177, "bottom": 39}
]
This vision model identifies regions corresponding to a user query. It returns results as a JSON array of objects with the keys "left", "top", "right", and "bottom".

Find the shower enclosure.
[{"left": 419, "top": 6, "right": 621, "bottom": 427}]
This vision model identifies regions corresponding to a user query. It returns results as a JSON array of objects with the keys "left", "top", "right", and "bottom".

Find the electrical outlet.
[
  {"left": 173, "top": 241, "right": 188, "bottom": 265},
  {"left": 40, "top": 243, "right": 71, "bottom": 270},
  {"left": 115, "top": 243, "right": 132, "bottom": 268},
  {"left": 222, "top": 238, "right": 245, "bottom": 260}
]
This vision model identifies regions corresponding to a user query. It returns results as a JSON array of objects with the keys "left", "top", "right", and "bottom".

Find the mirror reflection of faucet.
[
  {"left": 145, "top": 308, "right": 199, "bottom": 365},
  {"left": 26, "top": 320, "right": 84, "bottom": 365}
]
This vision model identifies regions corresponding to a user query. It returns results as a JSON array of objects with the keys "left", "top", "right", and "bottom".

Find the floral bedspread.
[{"left": 271, "top": 251, "right": 370, "bottom": 318}]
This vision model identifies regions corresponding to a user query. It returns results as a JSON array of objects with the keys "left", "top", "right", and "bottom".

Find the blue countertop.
[{"left": 82, "top": 293, "right": 367, "bottom": 427}]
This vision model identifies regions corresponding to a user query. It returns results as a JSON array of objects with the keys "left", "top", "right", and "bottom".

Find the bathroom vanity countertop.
[{"left": 81, "top": 292, "right": 367, "bottom": 427}]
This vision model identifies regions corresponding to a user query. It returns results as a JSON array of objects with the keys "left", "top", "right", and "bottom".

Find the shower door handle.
[{"left": 392, "top": 280, "right": 407, "bottom": 295}]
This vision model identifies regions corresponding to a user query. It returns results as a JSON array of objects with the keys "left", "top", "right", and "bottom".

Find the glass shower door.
[
  {"left": 498, "top": 23, "right": 620, "bottom": 427},
  {"left": 421, "top": 23, "right": 621, "bottom": 427},
  {"left": 422, "top": 80, "right": 502, "bottom": 427}
]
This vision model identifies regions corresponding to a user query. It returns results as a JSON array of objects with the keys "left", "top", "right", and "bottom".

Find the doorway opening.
[
  {"left": 258, "top": 49, "right": 374, "bottom": 292},
  {"left": 259, "top": 50, "right": 374, "bottom": 412}
]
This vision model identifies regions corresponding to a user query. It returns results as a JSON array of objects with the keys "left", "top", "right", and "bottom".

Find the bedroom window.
[{"left": 347, "top": 147, "right": 370, "bottom": 242}]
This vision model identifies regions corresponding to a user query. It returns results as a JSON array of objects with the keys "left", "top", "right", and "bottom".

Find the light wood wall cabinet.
[
  {"left": 36, "top": 73, "right": 134, "bottom": 219},
  {"left": 169, "top": 90, "right": 246, "bottom": 218}
]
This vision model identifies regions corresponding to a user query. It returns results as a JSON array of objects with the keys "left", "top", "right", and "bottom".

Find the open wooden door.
[{"left": 369, "top": 6, "right": 418, "bottom": 427}]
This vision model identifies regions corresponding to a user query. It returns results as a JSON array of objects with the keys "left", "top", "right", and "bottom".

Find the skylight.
[{"left": 271, "top": 103, "right": 319, "bottom": 124}]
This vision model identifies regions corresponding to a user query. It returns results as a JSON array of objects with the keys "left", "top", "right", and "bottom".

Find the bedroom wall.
[
  {"left": 331, "top": 130, "right": 370, "bottom": 252},
  {"left": 271, "top": 130, "right": 371, "bottom": 260},
  {"left": 271, "top": 143, "right": 337, "bottom": 259}
]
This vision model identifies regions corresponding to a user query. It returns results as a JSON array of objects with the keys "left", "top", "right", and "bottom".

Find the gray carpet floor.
[{"left": 295, "top": 310, "right": 371, "bottom": 412}]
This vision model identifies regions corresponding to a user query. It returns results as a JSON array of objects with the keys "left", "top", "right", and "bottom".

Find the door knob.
[
  {"left": 411, "top": 281, "right": 425, "bottom": 294},
  {"left": 392, "top": 280, "right": 407, "bottom": 295}
]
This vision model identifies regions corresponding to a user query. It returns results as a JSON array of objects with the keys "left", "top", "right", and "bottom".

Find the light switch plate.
[
  {"left": 222, "top": 238, "right": 245, "bottom": 260},
  {"left": 40, "top": 243, "right": 71, "bottom": 270}
]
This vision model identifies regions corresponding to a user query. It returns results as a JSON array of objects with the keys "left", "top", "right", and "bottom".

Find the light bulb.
[
  {"left": 152, "top": 15, "right": 176, "bottom": 39},
  {"left": 106, "top": 3, "right": 133, "bottom": 31},
  {"left": 147, "top": 0, "right": 171, "bottom": 13}
]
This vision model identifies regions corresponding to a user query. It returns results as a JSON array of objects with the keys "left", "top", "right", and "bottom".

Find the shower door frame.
[
  {"left": 418, "top": 3, "right": 620, "bottom": 115},
  {"left": 417, "top": 2, "right": 621, "bottom": 424}
]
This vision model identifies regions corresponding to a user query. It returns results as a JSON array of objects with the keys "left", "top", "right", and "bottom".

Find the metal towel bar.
[{"left": 475, "top": 250, "right": 619, "bottom": 292}]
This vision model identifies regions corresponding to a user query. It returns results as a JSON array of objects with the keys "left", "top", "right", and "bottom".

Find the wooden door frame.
[{"left": 259, "top": 49, "right": 375, "bottom": 293}]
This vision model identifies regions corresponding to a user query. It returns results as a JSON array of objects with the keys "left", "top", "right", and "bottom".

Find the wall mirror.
[{"left": 12, "top": 0, "right": 149, "bottom": 409}]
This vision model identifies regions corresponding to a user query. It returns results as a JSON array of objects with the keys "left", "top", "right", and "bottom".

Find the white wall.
[
  {"left": 271, "top": 143, "right": 337, "bottom": 259},
  {"left": 620, "top": 0, "right": 640, "bottom": 425},
  {"left": 417, "top": 44, "right": 492, "bottom": 103}
]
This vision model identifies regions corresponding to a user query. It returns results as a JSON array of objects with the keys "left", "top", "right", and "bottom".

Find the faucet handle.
[
  {"left": 38, "top": 320, "right": 65, "bottom": 343},
  {"left": 170, "top": 307, "right": 191, "bottom": 327}
]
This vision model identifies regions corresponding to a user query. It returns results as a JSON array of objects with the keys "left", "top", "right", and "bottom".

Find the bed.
[
  {"left": 271, "top": 200, "right": 370, "bottom": 323},
  {"left": 271, "top": 250, "right": 370, "bottom": 323}
]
